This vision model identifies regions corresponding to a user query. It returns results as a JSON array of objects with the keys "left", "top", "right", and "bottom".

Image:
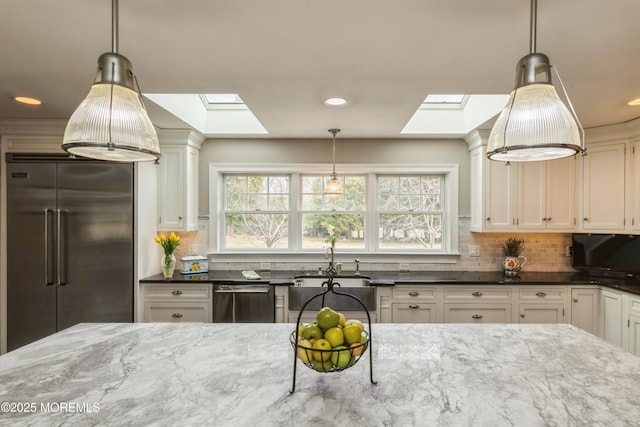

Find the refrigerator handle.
[
  {"left": 57, "top": 209, "right": 66, "bottom": 286},
  {"left": 44, "top": 209, "right": 54, "bottom": 286}
]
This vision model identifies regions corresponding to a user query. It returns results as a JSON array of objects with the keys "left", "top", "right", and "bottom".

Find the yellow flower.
[{"left": 154, "top": 232, "right": 180, "bottom": 255}]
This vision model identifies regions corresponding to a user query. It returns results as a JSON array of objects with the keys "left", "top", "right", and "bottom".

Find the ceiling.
[{"left": 2, "top": 0, "right": 640, "bottom": 139}]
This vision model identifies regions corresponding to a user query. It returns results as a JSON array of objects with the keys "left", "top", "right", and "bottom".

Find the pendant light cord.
[
  {"left": 529, "top": 0, "right": 537, "bottom": 54},
  {"left": 112, "top": 0, "right": 119, "bottom": 54},
  {"left": 329, "top": 128, "right": 340, "bottom": 175}
]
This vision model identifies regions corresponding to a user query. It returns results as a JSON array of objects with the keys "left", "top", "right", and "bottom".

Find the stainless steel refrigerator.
[{"left": 6, "top": 153, "right": 134, "bottom": 351}]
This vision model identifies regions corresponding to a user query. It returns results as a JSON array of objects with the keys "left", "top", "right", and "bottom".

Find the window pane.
[
  {"left": 225, "top": 213, "right": 288, "bottom": 249},
  {"left": 301, "top": 176, "right": 365, "bottom": 211},
  {"left": 302, "top": 213, "right": 365, "bottom": 249},
  {"left": 379, "top": 214, "right": 442, "bottom": 249}
]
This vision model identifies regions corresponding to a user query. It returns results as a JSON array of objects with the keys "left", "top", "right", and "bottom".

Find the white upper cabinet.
[
  {"left": 580, "top": 141, "right": 627, "bottom": 232},
  {"left": 517, "top": 157, "right": 576, "bottom": 231},
  {"left": 468, "top": 132, "right": 576, "bottom": 232},
  {"left": 157, "top": 129, "right": 204, "bottom": 232}
]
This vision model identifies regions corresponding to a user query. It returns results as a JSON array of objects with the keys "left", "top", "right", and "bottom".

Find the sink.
[
  {"left": 289, "top": 275, "right": 375, "bottom": 311},
  {"left": 293, "top": 275, "right": 371, "bottom": 287}
]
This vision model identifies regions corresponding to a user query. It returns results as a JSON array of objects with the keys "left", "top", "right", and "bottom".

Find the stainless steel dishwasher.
[{"left": 213, "top": 284, "right": 275, "bottom": 323}]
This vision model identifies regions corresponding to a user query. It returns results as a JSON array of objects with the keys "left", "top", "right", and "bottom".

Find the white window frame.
[{"left": 209, "top": 163, "right": 459, "bottom": 262}]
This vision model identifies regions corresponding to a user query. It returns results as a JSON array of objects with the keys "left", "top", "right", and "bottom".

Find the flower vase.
[
  {"left": 162, "top": 253, "right": 177, "bottom": 278},
  {"left": 503, "top": 255, "right": 527, "bottom": 276}
]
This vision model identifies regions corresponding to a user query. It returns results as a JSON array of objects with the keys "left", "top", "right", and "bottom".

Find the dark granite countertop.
[{"left": 140, "top": 270, "right": 640, "bottom": 295}]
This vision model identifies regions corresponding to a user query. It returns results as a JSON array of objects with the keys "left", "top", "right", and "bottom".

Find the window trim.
[{"left": 209, "top": 163, "right": 459, "bottom": 259}]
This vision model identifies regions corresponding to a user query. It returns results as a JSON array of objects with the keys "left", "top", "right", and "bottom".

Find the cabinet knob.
[
  {"left": 178, "top": 216, "right": 183, "bottom": 220},
  {"left": 472, "top": 291, "right": 483, "bottom": 297},
  {"left": 573, "top": 298, "right": 578, "bottom": 303},
  {"left": 472, "top": 314, "right": 483, "bottom": 319},
  {"left": 486, "top": 217, "right": 491, "bottom": 222},
  {"left": 542, "top": 217, "right": 547, "bottom": 221},
  {"left": 408, "top": 291, "right": 420, "bottom": 297},
  {"left": 172, "top": 313, "right": 183, "bottom": 318},
  {"left": 583, "top": 217, "right": 589, "bottom": 221},
  {"left": 409, "top": 304, "right": 420, "bottom": 309},
  {"left": 172, "top": 290, "right": 183, "bottom": 295},
  {"left": 547, "top": 217, "right": 551, "bottom": 221},
  {"left": 536, "top": 292, "right": 547, "bottom": 297},
  {"left": 520, "top": 314, "right": 525, "bottom": 318}
]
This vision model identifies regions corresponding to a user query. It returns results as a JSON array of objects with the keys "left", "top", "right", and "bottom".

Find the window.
[
  {"left": 377, "top": 175, "right": 443, "bottom": 250},
  {"left": 301, "top": 175, "right": 366, "bottom": 249},
  {"left": 213, "top": 164, "right": 457, "bottom": 255},
  {"left": 223, "top": 175, "right": 289, "bottom": 249}
]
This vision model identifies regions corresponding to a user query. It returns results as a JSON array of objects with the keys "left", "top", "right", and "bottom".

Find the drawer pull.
[
  {"left": 520, "top": 314, "right": 525, "bottom": 318},
  {"left": 172, "top": 313, "right": 183, "bottom": 318},
  {"left": 536, "top": 292, "right": 547, "bottom": 297},
  {"left": 472, "top": 314, "right": 483, "bottom": 319},
  {"left": 172, "top": 290, "right": 183, "bottom": 296},
  {"left": 472, "top": 291, "right": 483, "bottom": 297},
  {"left": 573, "top": 298, "right": 578, "bottom": 303},
  {"left": 408, "top": 291, "right": 420, "bottom": 297},
  {"left": 409, "top": 304, "right": 420, "bottom": 309}
]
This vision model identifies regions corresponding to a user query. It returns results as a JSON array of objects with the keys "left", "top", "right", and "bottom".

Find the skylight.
[
  {"left": 144, "top": 93, "right": 267, "bottom": 136},
  {"left": 423, "top": 94, "right": 466, "bottom": 104}
]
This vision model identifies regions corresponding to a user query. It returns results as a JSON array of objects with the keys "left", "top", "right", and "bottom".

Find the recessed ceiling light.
[
  {"left": 324, "top": 97, "right": 347, "bottom": 106},
  {"left": 627, "top": 98, "right": 640, "bottom": 106},
  {"left": 14, "top": 96, "right": 42, "bottom": 105}
]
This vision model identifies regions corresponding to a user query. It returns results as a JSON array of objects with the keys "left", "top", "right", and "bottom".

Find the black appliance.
[
  {"left": 213, "top": 284, "right": 275, "bottom": 323},
  {"left": 571, "top": 233, "right": 640, "bottom": 275},
  {"left": 6, "top": 154, "right": 134, "bottom": 351}
]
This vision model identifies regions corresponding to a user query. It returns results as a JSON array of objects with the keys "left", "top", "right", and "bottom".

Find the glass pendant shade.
[
  {"left": 63, "top": 82, "right": 160, "bottom": 162},
  {"left": 62, "top": 0, "right": 161, "bottom": 162},
  {"left": 487, "top": 84, "right": 581, "bottom": 162},
  {"left": 325, "top": 173, "right": 342, "bottom": 194}
]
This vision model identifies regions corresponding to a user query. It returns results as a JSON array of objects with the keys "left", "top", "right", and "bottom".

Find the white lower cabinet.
[
  {"left": 601, "top": 289, "right": 624, "bottom": 347},
  {"left": 141, "top": 284, "right": 212, "bottom": 323},
  {"left": 628, "top": 313, "right": 640, "bottom": 357},
  {"left": 570, "top": 288, "right": 599, "bottom": 335},
  {"left": 518, "top": 287, "right": 566, "bottom": 324},
  {"left": 444, "top": 304, "right": 512, "bottom": 323},
  {"left": 392, "top": 303, "right": 438, "bottom": 323},
  {"left": 518, "top": 304, "right": 564, "bottom": 323}
]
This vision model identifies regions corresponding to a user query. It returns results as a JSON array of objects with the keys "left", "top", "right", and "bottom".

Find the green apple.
[
  {"left": 311, "top": 358, "right": 333, "bottom": 372},
  {"left": 343, "top": 325, "right": 363, "bottom": 345},
  {"left": 312, "top": 338, "right": 332, "bottom": 361},
  {"left": 330, "top": 345, "right": 352, "bottom": 368},
  {"left": 302, "top": 324, "right": 323, "bottom": 341},
  {"left": 323, "top": 326, "right": 344, "bottom": 347},
  {"left": 316, "top": 307, "right": 340, "bottom": 330}
]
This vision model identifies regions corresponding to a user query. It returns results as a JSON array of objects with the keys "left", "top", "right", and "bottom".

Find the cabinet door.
[
  {"left": 518, "top": 304, "right": 564, "bottom": 323},
  {"left": 633, "top": 141, "right": 640, "bottom": 232},
  {"left": 144, "top": 302, "right": 210, "bottom": 322},
  {"left": 517, "top": 161, "right": 546, "bottom": 229},
  {"left": 601, "top": 290, "right": 623, "bottom": 347},
  {"left": 157, "top": 147, "right": 185, "bottom": 230},
  {"left": 185, "top": 145, "right": 199, "bottom": 231},
  {"left": 485, "top": 161, "right": 515, "bottom": 230},
  {"left": 628, "top": 313, "right": 640, "bottom": 357},
  {"left": 546, "top": 156, "right": 576, "bottom": 230},
  {"left": 444, "top": 304, "right": 512, "bottom": 323},
  {"left": 571, "top": 288, "right": 599, "bottom": 335},
  {"left": 581, "top": 142, "right": 626, "bottom": 231},
  {"left": 392, "top": 303, "right": 438, "bottom": 323}
]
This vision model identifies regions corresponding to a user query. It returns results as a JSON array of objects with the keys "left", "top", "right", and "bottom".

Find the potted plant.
[{"left": 502, "top": 237, "right": 527, "bottom": 276}]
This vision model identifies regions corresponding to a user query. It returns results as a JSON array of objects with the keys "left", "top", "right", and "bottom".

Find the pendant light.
[
  {"left": 325, "top": 128, "right": 342, "bottom": 194},
  {"left": 62, "top": 0, "right": 161, "bottom": 162},
  {"left": 487, "top": 0, "right": 585, "bottom": 162}
]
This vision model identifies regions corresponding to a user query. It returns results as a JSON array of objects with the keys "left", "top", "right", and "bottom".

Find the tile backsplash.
[{"left": 167, "top": 217, "right": 575, "bottom": 273}]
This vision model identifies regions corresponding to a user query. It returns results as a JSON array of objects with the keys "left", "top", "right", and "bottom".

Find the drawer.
[
  {"left": 144, "top": 302, "right": 211, "bottom": 322},
  {"left": 443, "top": 303, "right": 512, "bottom": 323},
  {"left": 519, "top": 288, "right": 565, "bottom": 300},
  {"left": 629, "top": 296, "right": 640, "bottom": 315},
  {"left": 392, "top": 286, "right": 437, "bottom": 300},
  {"left": 443, "top": 287, "right": 511, "bottom": 300},
  {"left": 392, "top": 303, "right": 438, "bottom": 323},
  {"left": 143, "top": 285, "right": 211, "bottom": 300}
]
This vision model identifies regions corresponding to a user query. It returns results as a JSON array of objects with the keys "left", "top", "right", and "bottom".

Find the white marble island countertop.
[{"left": 1, "top": 323, "right": 639, "bottom": 426}]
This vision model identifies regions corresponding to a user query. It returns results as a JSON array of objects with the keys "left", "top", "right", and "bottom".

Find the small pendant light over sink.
[
  {"left": 325, "top": 128, "right": 342, "bottom": 195},
  {"left": 487, "top": 0, "right": 586, "bottom": 162},
  {"left": 62, "top": 0, "right": 161, "bottom": 162}
]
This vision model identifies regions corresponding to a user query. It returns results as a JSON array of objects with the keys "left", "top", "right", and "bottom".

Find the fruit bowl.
[{"left": 290, "top": 330, "right": 370, "bottom": 373}]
